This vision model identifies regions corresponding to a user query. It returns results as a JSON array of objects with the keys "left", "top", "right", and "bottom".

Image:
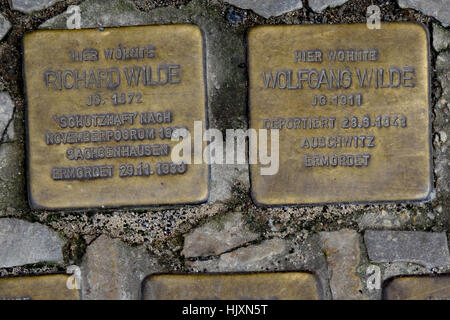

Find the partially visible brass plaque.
[
  {"left": 142, "top": 272, "right": 319, "bottom": 300},
  {"left": 24, "top": 25, "right": 208, "bottom": 209},
  {"left": 0, "top": 275, "right": 80, "bottom": 300},
  {"left": 248, "top": 23, "right": 431, "bottom": 205},
  {"left": 383, "top": 275, "right": 450, "bottom": 300}
]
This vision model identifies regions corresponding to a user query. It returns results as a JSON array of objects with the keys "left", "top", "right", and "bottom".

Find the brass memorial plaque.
[
  {"left": 383, "top": 275, "right": 450, "bottom": 300},
  {"left": 24, "top": 25, "right": 208, "bottom": 209},
  {"left": 142, "top": 273, "right": 319, "bottom": 300},
  {"left": 249, "top": 23, "right": 431, "bottom": 205},
  {"left": 0, "top": 275, "right": 80, "bottom": 300}
]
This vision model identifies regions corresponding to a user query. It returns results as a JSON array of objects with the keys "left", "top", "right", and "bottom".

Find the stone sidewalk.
[{"left": 0, "top": 0, "right": 449, "bottom": 300}]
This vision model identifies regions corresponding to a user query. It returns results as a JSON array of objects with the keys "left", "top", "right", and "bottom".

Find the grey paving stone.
[
  {"left": 0, "top": 218, "right": 64, "bottom": 268},
  {"left": 40, "top": 0, "right": 248, "bottom": 156},
  {"left": 364, "top": 230, "right": 450, "bottom": 268},
  {"left": 9, "top": 0, "right": 62, "bottom": 13},
  {"left": 0, "top": 92, "right": 14, "bottom": 138},
  {"left": 308, "top": 0, "right": 349, "bottom": 13},
  {"left": 320, "top": 229, "right": 365, "bottom": 300},
  {"left": 216, "top": 238, "right": 288, "bottom": 271},
  {"left": 224, "top": 0, "right": 303, "bottom": 18},
  {"left": 39, "top": 0, "right": 152, "bottom": 28},
  {"left": 0, "top": 14, "right": 11, "bottom": 41},
  {"left": 383, "top": 274, "right": 450, "bottom": 300},
  {"left": 398, "top": 0, "right": 450, "bottom": 26},
  {"left": 433, "top": 23, "right": 450, "bottom": 51},
  {"left": 181, "top": 212, "right": 259, "bottom": 258},
  {"left": 188, "top": 238, "right": 288, "bottom": 272},
  {"left": 80, "top": 235, "right": 165, "bottom": 300}
]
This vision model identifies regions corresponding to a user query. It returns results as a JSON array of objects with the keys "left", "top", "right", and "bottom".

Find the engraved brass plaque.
[
  {"left": 248, "top": 23, "right": 431, "bottom": 205},
  {"left": 0, "top": 275, "right": 80, "bottom": 300},
  {"left": 142, "top": 273, "right": 319, "bottom": 300},
  {"left": 383, "top": 275, "right": 450, "bottom": 300},
  {"left": 24, "top": 25, "right": 208, "bottom": 209}
]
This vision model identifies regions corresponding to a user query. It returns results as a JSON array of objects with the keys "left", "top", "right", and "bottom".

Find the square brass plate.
[
  {"left": 248, "top": 23, "right": 431, "bottom": 205},
  {"left": 24, "top": 25, "right": 208, "bottom": 210}
]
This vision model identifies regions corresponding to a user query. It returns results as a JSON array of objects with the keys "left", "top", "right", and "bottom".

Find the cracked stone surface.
[
  {"left": 5, "top": 119, "right": 14, "bottom": 140},
  {"left": 382, "top": 261, "right": 435, "bottom": 282},
  {"left": 0, "top": 14, "right": 11, "bottom": 41},
  {"left": 0, "top": 218, "right": 64, "bottom": 268},
  {"left": 308, "top": 0, "right": 349, "bottom": 13},
  {"left": 364, "top": 231, "right": 450, "bottom": 268},
  {"left": 433, "top": 23, "right": 450, "bottom": 52},
  {"left": 80, "top": 235, "right": 165, "bottom": 300},
  {"left": 0, "top": 92, "right": 24, "bottom": 210},
  {"left": 397, "top": 0, "right": 450, "bottom": 26},
  {"left": 321, "top": 229, "right": 365, "bottom": 300},
  {"left": 224, "top": 0, "right": 303, "bottom": 18},
  {"left": 188, "top": 238, "right": 288, "bottom": 272},
  {"left": 9, "top": 0, "right": 63, "bottom": 13},
  {"left": 0, "top": 92, "right": 14, "bottom": 139},
  {"left": 181, "top": 212, "right": 259, "bottom": 258},
  {"left": 39, "top": 0, "right": 160, "bottom": 28}
]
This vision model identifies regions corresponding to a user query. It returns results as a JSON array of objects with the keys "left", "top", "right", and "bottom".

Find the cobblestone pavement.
[{"left": 0, "top": 0, "right": 449, "bottom": 300}]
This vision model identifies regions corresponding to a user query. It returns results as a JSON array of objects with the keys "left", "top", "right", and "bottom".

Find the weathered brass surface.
[
  {"left": 142, "top": 272, "right": 319, "bottom": 300},
  {"left": 383, "top": 275, "right": 450, "bottom": 300},
  {"left": 248, "top": 23, "right": 431, "bottom": 205},
  {"left": 0, "top": 275, "right": 80, "bottom": 300},
  {"left": 24, "top": 25, "right": 208, "bottom": 209}
]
